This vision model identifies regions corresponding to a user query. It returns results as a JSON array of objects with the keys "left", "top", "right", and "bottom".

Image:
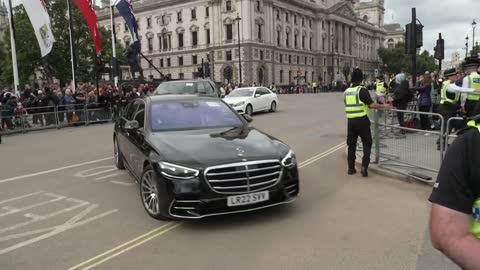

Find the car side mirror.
[
  {"left": 255, "top": 94, "right": 261, "bottom": 98},
  {"left": 242, "top": 114, "right": 253, "bottom": 123},
  {"left": 124, "top": 120, "right": 140, "bottom": 130}
]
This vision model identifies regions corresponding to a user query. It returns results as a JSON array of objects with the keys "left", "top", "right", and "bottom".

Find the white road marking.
[
  {"left": 299, "top": 143, "right": 346, "bottom": 168},
  {"left": 75, "top": 166, "right": 117, "bottom": 178},
  {"left": 0, "top": 158, "right": 112, "bottom": 184},
  {"left": 0, "top": 193, "right": 66, "bottom": 217},
  {"left": 0, "top": 192, "right": 42, "bottom": 205},
  {"left": 109, "top": 180, "right": 134, "bottom": 186},
  {"left": 96, "top": 172, "right": 124, "bottom": 181}
]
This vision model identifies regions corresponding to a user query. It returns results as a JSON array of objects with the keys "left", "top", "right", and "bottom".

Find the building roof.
[{"left": 383, "top": 23, "right": 403, "bottom": 31}]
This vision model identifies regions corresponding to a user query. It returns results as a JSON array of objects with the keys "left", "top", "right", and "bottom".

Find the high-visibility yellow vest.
[
  {"left": 344, "top": 86, "right": 368, "bottom": 119},
  {"left": 467, "top": 120, "right": 480, "bottom": 238},
  {"left": 440, "top": 81, "right": 460, "bottom": 105},
  {"left": 376, "top": 80, "right": 386, "bottom": 94},
  {"left": 467, "top": 73, "right": 480, "bottom": 101}
]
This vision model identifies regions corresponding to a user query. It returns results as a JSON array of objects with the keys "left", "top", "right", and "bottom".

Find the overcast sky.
[{"left": 5, "top": 0, "right": 479, "bottom": 61}]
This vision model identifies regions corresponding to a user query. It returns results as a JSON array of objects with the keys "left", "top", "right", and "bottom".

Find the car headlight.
[
  {"left": 281, "top": 150, "right": 297, "bottom": 168},
  {"left": 233, "top": 101, "right": 245, "bottom": 107},
  {"left": 159, "top": 162, "right": 199, "bottom": 180}
]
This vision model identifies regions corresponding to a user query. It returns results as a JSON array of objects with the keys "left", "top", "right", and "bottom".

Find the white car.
[{"left": 223, "top": 87, "right": 279, "bottom": 116}]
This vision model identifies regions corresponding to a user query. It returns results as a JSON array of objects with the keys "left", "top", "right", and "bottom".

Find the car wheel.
[
  {"left": 140, "top": 165, "right": 171, "bottom": 220},
  {"left": 270, "top": 101, "right": 277, "bottom": 112},
  {"left": 114, "top": 137, "right": 125, "bottom": 170},
  {"left": 246, "top": 104, "right": 253, "bottom": 116}
]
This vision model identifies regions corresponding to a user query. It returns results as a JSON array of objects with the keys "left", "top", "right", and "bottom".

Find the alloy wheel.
[{"left": 141, "top": 170, "right": 160, "bottom": 215}]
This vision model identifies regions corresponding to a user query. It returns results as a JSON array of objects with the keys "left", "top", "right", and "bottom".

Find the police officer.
[
  {"left": 430, "top": 115, "right": 480, "bottom": 269},
  {"left": 375, "top": 75, "right": 388, "bottom": 104},
  {"left": 436, "top": 68, "right": 479, "bottom": 150},
  {"left": 345, "top": 68, "right": 390, "bottom": 177},
  {"left": 461, "top": 58, "right": 480, "bottom": 117}
]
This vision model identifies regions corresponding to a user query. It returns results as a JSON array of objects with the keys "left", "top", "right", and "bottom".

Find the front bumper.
[{"left": 156, "top": 164, "right": 299, "bottom": 219}]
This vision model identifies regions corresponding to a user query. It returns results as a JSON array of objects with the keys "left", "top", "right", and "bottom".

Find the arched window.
[
  {"left": 363, "top": 15, "right": 368, "bottom": 22},
  {"left": 387, "top": 38, "right": 394, "bottom": 48},
  {"left": 223, "top": 66, "right": 233, "bottom": 83}
]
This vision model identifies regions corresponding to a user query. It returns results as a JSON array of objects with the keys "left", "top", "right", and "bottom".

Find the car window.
[
  {"left": 259, "top": 88, "right": 270, "bottom": 95},
  {"left": 228, "top": 88, "right": 254, "bottom": 97},
  {"left": 124, "top": 101, "right": 137, "bottom": 120},
  {"left": 197, "top": 82, "right": 207, "bottom": 94},
  {"left": 204, "top": 82, "right": 216, "bottom": 95},
  {"left": 154, "top": 82, "right": 197, "bottom": 95},
  {"left": 150, "top": 100, "right": 244, "bottom": 131},
  {"left": 133, "top": 101, "right": 145, "bottom": 128}
]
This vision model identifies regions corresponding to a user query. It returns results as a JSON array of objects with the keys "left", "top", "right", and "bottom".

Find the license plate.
[{"left": 227, "top": 191, "right": 269, "bottom": 207}]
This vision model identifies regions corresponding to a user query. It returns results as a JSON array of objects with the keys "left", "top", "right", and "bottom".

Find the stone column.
[{"left": 345, "top": 26, "right": 350, "bottom": 55}]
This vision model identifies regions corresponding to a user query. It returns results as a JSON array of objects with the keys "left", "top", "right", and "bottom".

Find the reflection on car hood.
[
  {"left": 223, "top": 97, "right": 251, "bottom": 104},
  {"left": 147, "top": 127, "right": 289, "bottom": 168}
]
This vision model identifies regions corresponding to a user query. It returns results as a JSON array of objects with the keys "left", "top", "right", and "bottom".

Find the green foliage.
[
  {"left": 377, "top": 42, "right": 438, "bottom": 75},
  {"left": 0, "top": 1, "right": 126, "bottom": 86}
]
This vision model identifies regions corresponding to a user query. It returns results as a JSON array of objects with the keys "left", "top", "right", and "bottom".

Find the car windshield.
[
  {"left": 227, "top": 88, "right": 254, "bottom": 97},
  {"left": 150, "top": 100, "right": 244, "bottom": 131},
  {"left": 153, "top": 82, "right": 212, "bottom": 95}
]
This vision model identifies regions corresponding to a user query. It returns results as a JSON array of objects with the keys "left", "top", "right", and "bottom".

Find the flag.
[
  {"left": 74, "top": 0, "right": 102, "bottom": 56},
  {"left": 114, "top": 0, "right": 140, "bottom": 56},
  {"left": 20, "top": 0, "right": 55, "bottom": 57}
]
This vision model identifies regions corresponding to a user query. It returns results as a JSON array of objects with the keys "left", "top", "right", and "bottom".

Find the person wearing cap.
[
  {"left": 436, "top": 68, "right": 480, "bottom": 150},
  {"left": 461, "top": 58, "right": 480, "bottom": 117},
  {"left": 345, "top": 68, "right": 390, "bottom": 177},
  {"left": 429, "top": 115, "right": 480, "bottom": 269}
]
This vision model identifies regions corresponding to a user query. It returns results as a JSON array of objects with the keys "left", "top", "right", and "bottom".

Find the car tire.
[
  {"left": 270, "top": 101, "right": 277, "bottom": 112},
  {"left": 114, "top": 136, "right": 125, "bottom": 170},
  {"left": 140, "top": 165, "right": 172, "bottom": 220},
  {"left": 246, "top": 104, "right": 253, "bottom": 116}
]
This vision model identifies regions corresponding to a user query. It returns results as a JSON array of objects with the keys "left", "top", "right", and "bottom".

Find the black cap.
[
  {"left": 444, "top": 68, "right": 457, "bottom": 77},
  {"left": 351, "top": 68, "right": 363, "bottom": 83},
  {"left": 464, "top": 56, "right": 480, "bottom": 68}
]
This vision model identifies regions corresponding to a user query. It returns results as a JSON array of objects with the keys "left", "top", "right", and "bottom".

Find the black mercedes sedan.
[{"left": 113, "top": 95, "right": 299, "bottom": 220}]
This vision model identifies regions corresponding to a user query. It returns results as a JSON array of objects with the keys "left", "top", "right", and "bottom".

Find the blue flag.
[{"left": 114, "top": 0, "right": 140, "bottom": 56}]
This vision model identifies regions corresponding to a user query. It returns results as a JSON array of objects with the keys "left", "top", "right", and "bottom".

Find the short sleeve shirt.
[{"left": 429, "top": 128, "right": 480, "bottom": 214}]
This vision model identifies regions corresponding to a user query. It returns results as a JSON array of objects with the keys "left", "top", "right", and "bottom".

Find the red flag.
[{"left": 74, "top": 0, "right": 101, "bottom": 56}]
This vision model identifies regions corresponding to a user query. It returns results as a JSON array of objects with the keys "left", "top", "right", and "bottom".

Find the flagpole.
[
  {"left": 67, "top": 0, "right": 77, "bottom": 93},
  {"left": 7, "top": 0, "right": 19, "bottom": 95},
  {"left": 110, "top": 3, "right": 118, "bottom": 87}
]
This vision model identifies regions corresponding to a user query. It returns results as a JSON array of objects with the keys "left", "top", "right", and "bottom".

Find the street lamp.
[
  {"left": 466, "top": 35, "right": 470, "bottom": 58},
  {"left": 473, "top": 19, "right": 477, "bottom": 55},
  {"left": 234, "top": 14, "right": 242, "bottom": 85}
]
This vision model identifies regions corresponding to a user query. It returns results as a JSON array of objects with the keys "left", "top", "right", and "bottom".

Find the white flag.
[{"left": 20, "top": 0, "right": 55, "bottom": 57}]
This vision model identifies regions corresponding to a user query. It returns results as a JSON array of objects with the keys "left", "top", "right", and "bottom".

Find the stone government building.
[{"left": 97, "top": 0, "right": 387, "bottom": 85}]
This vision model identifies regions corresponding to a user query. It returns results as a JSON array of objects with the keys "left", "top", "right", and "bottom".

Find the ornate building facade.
[
  {"left": 97, "top": 0, "right": 385, "bottom": 85},
  {"left": 383, "top": 23, "right": 404, "bottom": 48}
]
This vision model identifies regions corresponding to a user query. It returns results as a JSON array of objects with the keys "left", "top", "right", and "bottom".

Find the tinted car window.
[
  {"left": 153, "top": 81, "right": 217, "bottom": 96},
  {"left": 133, "top": 101, "right": 145, "bottom": 128},
  {"left": 124, "top": 102, "right": 137, "bottom": 120},
  {"left": 259, "top": 88, "right": 270, "bottom": 95},
  {"left": 150, "top": 100, "right": 244, "bottom": 131}
]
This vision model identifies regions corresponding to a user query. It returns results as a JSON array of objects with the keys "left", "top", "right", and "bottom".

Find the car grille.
[{"left": 204, "top": 160, "right": 282, "bottom": 194}]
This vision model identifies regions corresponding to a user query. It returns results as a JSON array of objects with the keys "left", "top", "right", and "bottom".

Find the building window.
[
  {"left": 305, "top": 56, "right": 307, "bottom": 64},
  {"left": 363, "top": 15, "right": 368, "bottom": 22},
  {"left": 294, "top": 15, "right": 297, "bottom": 24},
  {"left": 297, "top": 56, "right": 299, "bottom": 64},
  {"left": 279, "top": 54, "right": 283, "bottom": 63},
  {"left": 177, "top": 11, "right": 182, "bottom": 22},
  {"left": 260, "top": 50, "right": 264, "bottom": 60},
  {"left": 289, "top": 70, "right": 292, "bottom": 82},
  {"left": 312, "top": 58, "right": 315, "bottom": 65},
  {"left": 161, "top": 15, "right": 166, "bottom": 25},
  {"left": 302, "top": 36, "right": 305, "bottom": 49},
  {"left": 147, "top": 17, "right": 152, "bottom": 28},
  {"left": 256, "top": 0, "right": 261, "bottom": 11},
  {"left": 149, "top": 59, "right": 153, "bottom": 68},
  {"left": 277, "top": 31, "right": 281, "bottom": 46},
  {"left": 226, "top": 0, "right": 232, "bottom": 11},
  {"left": 163, "top": 35, "right": 168, "bottom": 49},
  {"left": 302, "top": 18, "right": 305, "bottom": 27},
  {"left": 310, "top": 37, "right": 313, "bottom": 50},
  {"left": 323, "top": 57, "right": 326, "bottom": 65},
  {"left": 280, "top": 70, "right": 284, "bottom": 83},
  {"left": 192, "top": 31, "right": 198, "bottom": 46},
  {"left": 286, "top": 33, "right": 290, "bottom": 47},
  {"left": 191, "top": 8, "right": 196, "bottom": 20},
  {"left": 309, "top": 19, "right": 312, "bottom": 28},
  {"left": 160, "top": 58, "right": 164, "bottom": 67},
  {"left": 257, "top": 24, "right": 262, "bottom": 41},
  {"left": 285, "top": 13, "right": 289, "bottom": 22},
  {"left": 147, "top": 37, "right": 153, "bottom": 51},
  {"left": 192, "top": 55, "right": 197, "bottom": 65},
  {"left": 226, "top": 50, "right": 232, "bottom": 61},
  {"left": 179, "top": 73, "right": 184, "bottom": 79},
  {"left": 205, "top": 6, "right": 209, "bottom": 17},
  {"left": 167, "top": 58, "right": 171, "bottom": 67},
  {"left": 276, "top": 10, "right": 280, "bottom": 20},
  {"left": 288, "top": 55, "right": 292, "bottom": 64},
  {"left": 206, "top": 29, "right": 210, "bottom": 44},
  {"left": 178, "top": 56, "right": 183, "bottom": 66},
  {"left": 226, "top": 24, "right": 233, "bottom": 41},
  {"left": 387, "top": 38, "right": 394, "bottom": 48},
  {"left": 294, "top": 34, "right": 298, "bottom": 48},
  {"left": 178, "top": 33, "right": 184, "bottom": 48}
]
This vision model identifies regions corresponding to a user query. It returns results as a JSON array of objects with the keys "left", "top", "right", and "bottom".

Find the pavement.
[{"left": 0, "top": 93, "right": 458, "bottom": 270}]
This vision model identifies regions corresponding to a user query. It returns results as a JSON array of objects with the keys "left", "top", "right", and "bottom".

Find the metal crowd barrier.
[
  {"left": 0, "top": 103, "right": 118, "bottom": 136},
  {"left": 368, "top": 108, "right": 445, "bottom": 184}
]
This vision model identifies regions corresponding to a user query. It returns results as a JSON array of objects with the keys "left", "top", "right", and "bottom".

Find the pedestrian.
[
  {"left": 416, "top": 74, "right": 433, "bottom": 131},
  {"left": 375, "top": 75, "right": 388, "bottom": 104},
  {"left": 436, "top": 68, "right": 480, "bottom": 150},
  {"left": 344, "top": 68, "right": 390, "bottom": 177},
  {"left": 392, "top": 73, "right": 412, "bottom": 131},
  {"left": 63, "top": 89, "right": 75, "bottom": 124},
  {"left": 429, "top": 115, "right": 480, "bottom": 269},
  {"left": 33, "top": 90, "right": 47, "bottom": 127},
  {"left": 461, "top": 57, "right": 480, "bottom": 117}
]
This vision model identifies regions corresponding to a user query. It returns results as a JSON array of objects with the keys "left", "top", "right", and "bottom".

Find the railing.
[{"left": 0, "top": 103, "right": 121, "bottom": 136}]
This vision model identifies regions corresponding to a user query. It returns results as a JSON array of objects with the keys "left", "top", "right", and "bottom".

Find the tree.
[
  {"left": 0, "top": 0, "right": 126, "bottom": 87},
  {"left": 377, "top": 42, "right": 438, "bottom": 75}
]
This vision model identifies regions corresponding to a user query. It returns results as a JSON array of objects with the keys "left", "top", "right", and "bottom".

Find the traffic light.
[
  {"left": 405, "top": 23, "right": 424, "bottom": 54},
  {"left": 434, "top": 38, "right": 445, "bottom": 60},
  {"left": 204, "top": 62, "right": 210, "bottom": 78},
  {"left": 197, "top": 66, "right": 204, "bottom": 78}
]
